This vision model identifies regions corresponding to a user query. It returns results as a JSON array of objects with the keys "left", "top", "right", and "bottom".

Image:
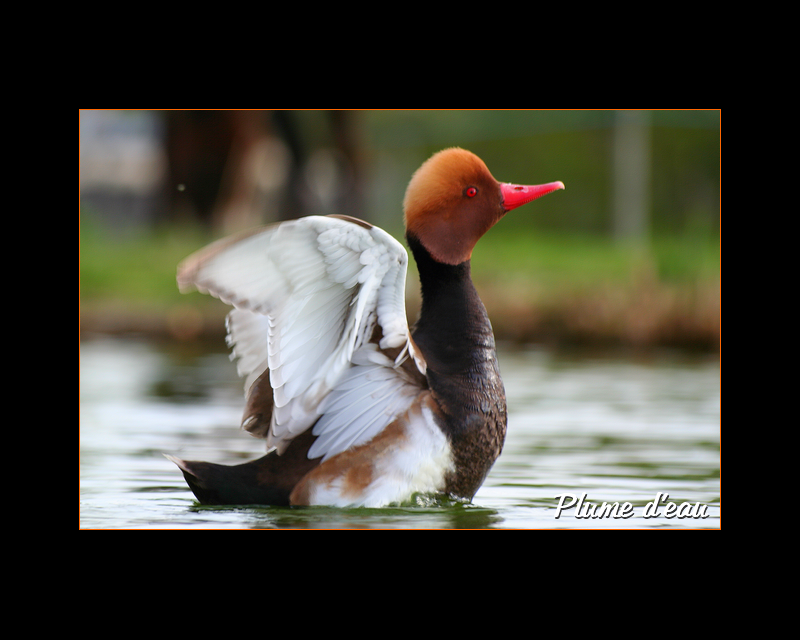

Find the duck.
[{"left": 167, "top": 147, "right": 564, "bottom": 507}]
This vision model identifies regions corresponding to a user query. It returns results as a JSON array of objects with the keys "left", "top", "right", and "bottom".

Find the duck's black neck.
[
  {"left": 406, "top": 232, "right": 507, "bottom": 499},
  {"left": 406, "top": 233, "right": 496, "bottom": 377}
]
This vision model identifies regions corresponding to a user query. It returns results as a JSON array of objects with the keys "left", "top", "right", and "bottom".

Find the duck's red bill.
[{"left": 501, "top": 181, "right": 565, "bottom": 211}]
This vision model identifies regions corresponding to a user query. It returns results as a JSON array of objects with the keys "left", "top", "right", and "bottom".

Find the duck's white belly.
[{"left": 291, "top": 393, "right": 453, "bottom": 507}]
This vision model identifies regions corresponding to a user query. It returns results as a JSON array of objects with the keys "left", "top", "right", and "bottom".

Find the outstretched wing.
[{"left": 177, "top": 215, "right": 426, "bottom": 459}]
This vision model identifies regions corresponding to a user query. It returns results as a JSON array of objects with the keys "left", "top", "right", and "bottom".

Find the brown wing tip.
[{"left": 327, "top": 214, "right": 374, "bottom": 230}]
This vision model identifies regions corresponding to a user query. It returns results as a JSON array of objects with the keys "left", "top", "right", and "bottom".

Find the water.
[{"left": 79, "top": 336, "right": 720, "bottom": 529}]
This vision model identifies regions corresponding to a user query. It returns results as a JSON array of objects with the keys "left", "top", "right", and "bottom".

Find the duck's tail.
[{"left": 166, "top": 432, "right": 320, "bottom": 506}]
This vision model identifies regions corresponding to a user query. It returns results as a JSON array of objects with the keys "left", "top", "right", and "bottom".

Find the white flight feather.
[{"left": 177, "top": 215, "right": 425, "bottom": 458}]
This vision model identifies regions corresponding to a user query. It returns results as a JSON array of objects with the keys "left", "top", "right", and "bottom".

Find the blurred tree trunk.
[{"left": 163, "top": 110, "right": 365, "bottom": 232}]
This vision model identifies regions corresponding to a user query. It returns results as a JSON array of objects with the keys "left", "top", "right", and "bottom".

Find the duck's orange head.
[{"left": 403, "top": 147, "right": 564, "bottom": 265}]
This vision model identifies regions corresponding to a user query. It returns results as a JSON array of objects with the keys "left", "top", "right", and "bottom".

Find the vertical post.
[{"left": 613, "top": 110, "right": 651, "bottom": 245}]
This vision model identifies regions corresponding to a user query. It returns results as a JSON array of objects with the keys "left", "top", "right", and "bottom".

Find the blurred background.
[{"left": 79, "top": 109, "right": 720, "bottom": 350}]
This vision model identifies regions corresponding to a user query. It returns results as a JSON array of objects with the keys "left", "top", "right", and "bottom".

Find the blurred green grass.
[
  {"left": 473, "top": 225, "right": 719, "bottom": 289},
  {"left": 79, "top": 218, "right": 719, "bottom": 305},
  {"left": 80, "top": 218, "right": 213, "bottom": 306},
  {"left": 80, "top": 215, "right": 719, "bottom": 348}
]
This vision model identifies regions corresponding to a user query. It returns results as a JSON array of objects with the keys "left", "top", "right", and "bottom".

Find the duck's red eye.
[{"left": 466, "top": 187, "right": 478, "bottom": 198}]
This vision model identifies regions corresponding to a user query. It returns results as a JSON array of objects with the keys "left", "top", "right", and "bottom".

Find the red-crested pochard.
[{"left": 167, "top": 148, "right": 564, "bottom": 507}]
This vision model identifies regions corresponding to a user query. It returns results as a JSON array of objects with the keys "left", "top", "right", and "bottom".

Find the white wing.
[{"left": 177, "top": 215, "right": 426, "bottom": 459}]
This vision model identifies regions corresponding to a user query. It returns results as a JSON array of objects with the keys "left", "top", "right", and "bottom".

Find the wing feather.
[{"left": 177, "top": 215, "right": 426, "bottom": 457}]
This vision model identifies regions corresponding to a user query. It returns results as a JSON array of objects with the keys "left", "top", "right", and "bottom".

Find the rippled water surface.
[{"left": 79, "top": 336, "right": 720, "bottom": 529}]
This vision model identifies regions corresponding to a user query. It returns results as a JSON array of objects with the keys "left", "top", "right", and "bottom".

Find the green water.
[{"left": 79, "top": 337, "right": 720, "bottom": 529}]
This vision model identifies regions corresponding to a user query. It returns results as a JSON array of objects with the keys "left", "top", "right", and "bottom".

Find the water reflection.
[{"left": 79, "top": 337, "right": 720, "bottom": 529}]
